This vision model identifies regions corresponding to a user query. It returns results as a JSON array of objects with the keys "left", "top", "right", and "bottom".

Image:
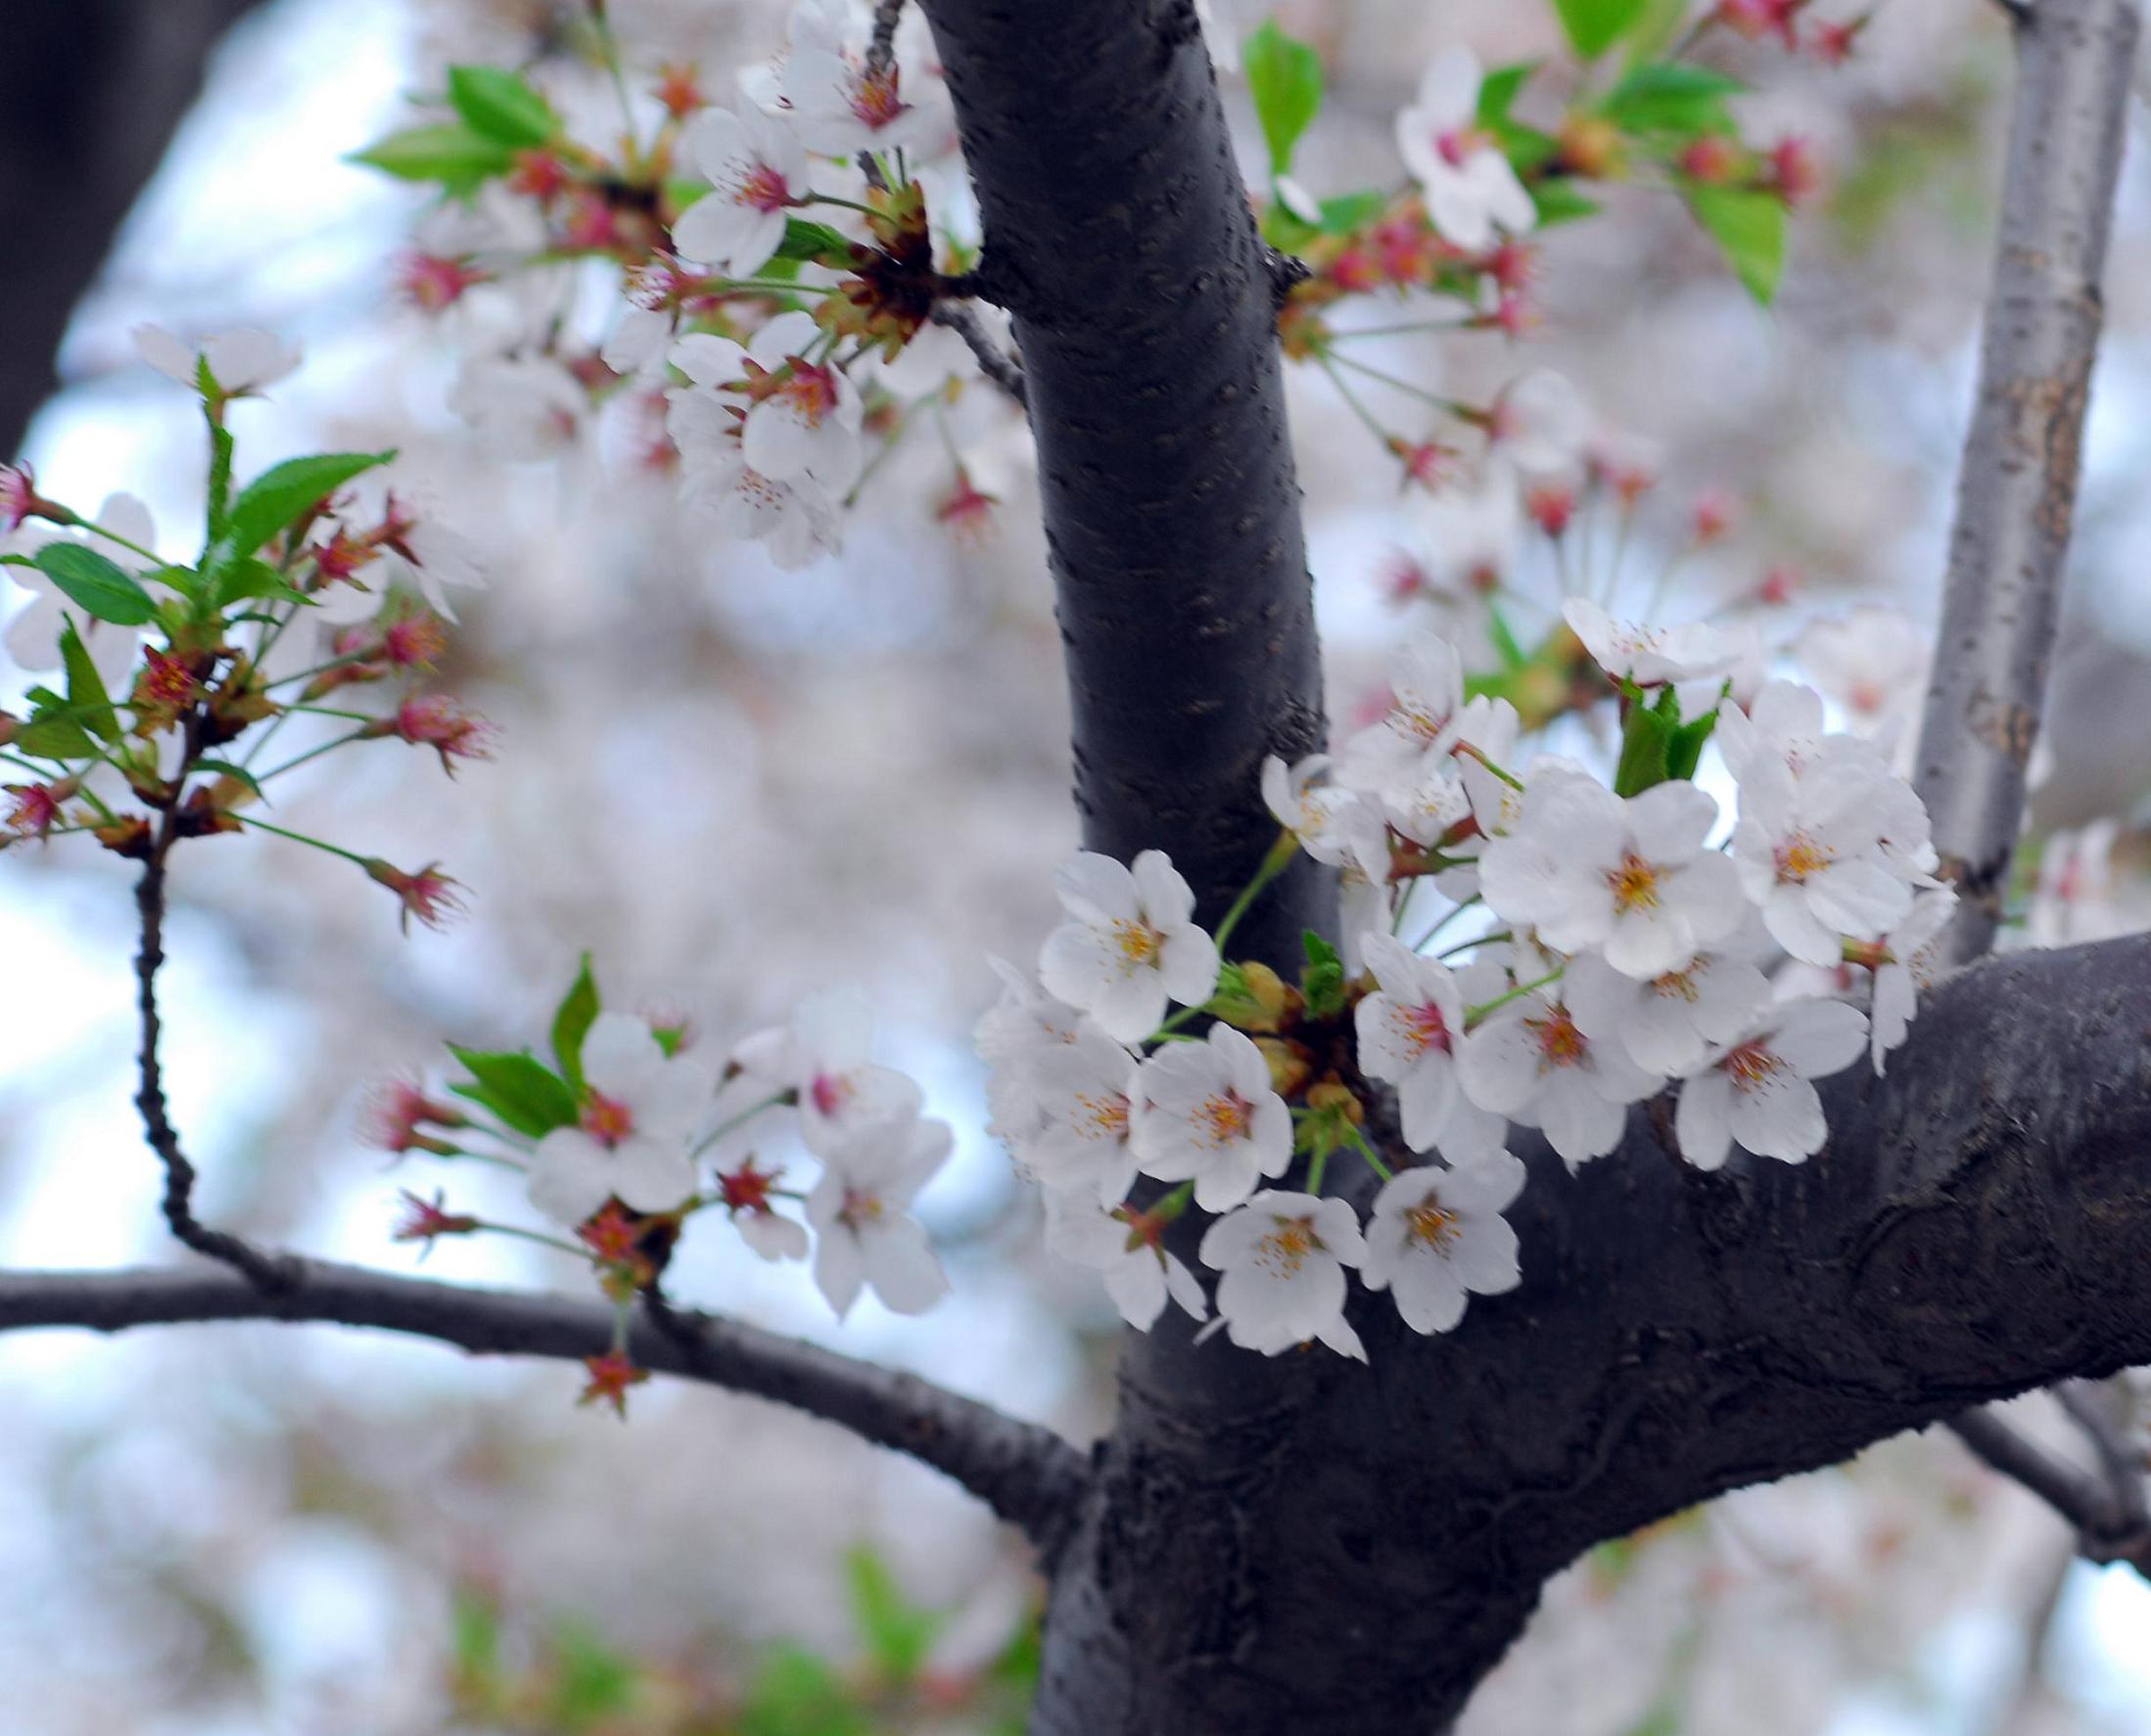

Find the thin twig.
[
  {"left": 0, "top": 1258, "right": 1089, "bottom": 1550},
  {"left": 2058, "top": 1378, "right": 2151, "bottom": 1532},
  {"left": 1949, "top": 1409, "right": 2151, "bottom": 1572},
  {"left": 133, "top": 716, "right": 294, "bottom": 1292},
  {"left": 1911, "top": 0, "right": 2136, "bottom": 963},
  {"left": 932, "top": 303, "right": 1028, "bottom": 409},
  {"left": 865, "top": 0, "right": 907, "bottom": 75}
]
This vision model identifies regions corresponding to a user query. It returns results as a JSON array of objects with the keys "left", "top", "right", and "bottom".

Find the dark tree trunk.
[{"left": 0, "top": 0, "right": 264, "bottom": 454}]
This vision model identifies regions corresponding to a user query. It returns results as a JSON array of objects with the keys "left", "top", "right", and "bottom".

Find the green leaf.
[
  {"left": 1477, "top": 61, "right": 1538, "bottom": 125},
  {"left": 740, "top": 1647, "right": 868, "bottom": 1736},
  {"left": 1606, "top": 63, "right": 1744, "bottom": 136},
  {"left": 1243, "top": 20, "right": 1325, "bottom": 177},
  {"left": 1685, "top": 183, "right": 1787, "bottom": 304},
  {"left": 1613, "top": 703, "right": 1673, "bottom": 797},
  {"left": 33, "top": 544, "right": 156, "bottom": 627},
  {"left": 1665, "top": 706, "right": 1721, "bottom": 781},
  {"left": 543, "top": 1621, "right": 638, "bottom": 1725},
  {"left": 17, "top": 689, "right": 97, "bottom": 760},
  {"left": 1316, "top": 189, "right": 1387, "bottom": 233},
  {"left": 216, "top": 450, "right": 394, "bottom": 569},
  {"left": 1490, "top": 120, "right": 1562, "bottom": 174},
  {"left": 196, "top": 758, "right": 267, "bottom": 800},
  {"left": 213, "top": 558, "right": 308, "bottom": 610},
  {"left": 446, "top": 66, "right": 560, "bottom": 149},
  {"left": 1553, "top": 0, "right": 1650, "bottom": 59},
  {"left": 1300, "top": 928, "right": 1346, "bottom": 1021},
  {"left": 845, "top": 1546, "right": 939, "bottom": 1683},
  {"left": 351, "top": 122, "right": 515, "bottom": 195},
  {"left": 59, "top": 621, "right": 121, "bottom": 744},
  {"left": 1487, "top": 604, "right": 1528, "bottom": 673},
  {"left": 446, "top": 1047, "right": 579, "bottom": 1137},
  {"left": 1532, "top": 179, "right": 1603, "bottom": 226},
  {"left": 775, "top": 217, "right": 855, "bottom": 263},
  {"left": 550, "top": 954, "right": 601, "bottom": 1093}
]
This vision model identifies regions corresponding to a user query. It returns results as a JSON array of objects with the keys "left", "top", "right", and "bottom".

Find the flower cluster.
[
  {"left": 985, "top": 608, "right": 1952, "bottom": 1360},
  {"left": 0, "top": 329, "right": 486, "bottom": 929},
  {"left": 381, "top": 961, "right": 955, "bottom": 1408},
  {"left": 356, "top": 0, "right": 1005, "bottom": 571}
]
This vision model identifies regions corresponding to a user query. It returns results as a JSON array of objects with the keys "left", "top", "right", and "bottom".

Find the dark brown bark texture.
[
  {"left": 0, "top": 0, "right": 262, "bottom": 455},
  {"left": 917, "top": 1, "right": 2150, "bottom": 1732}
]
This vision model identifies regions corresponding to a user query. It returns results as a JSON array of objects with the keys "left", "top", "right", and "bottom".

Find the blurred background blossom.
[{"left": 1, "top": 0, "right": 2148, "bottom": 1729}]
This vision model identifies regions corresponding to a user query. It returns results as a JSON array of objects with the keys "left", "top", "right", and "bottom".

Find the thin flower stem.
[
  {"left": 1411, "top": 893, "right": 1482, "bottom": 954},
  {"left": 436, "top": 1147, "right": 528, "bottom": 1173},
  {"left": 290, "top": 704, "right": 377, "bottom": 723},
  {"left": 1348, "top": 1125, "right": 1394, "bottom": 1182},
  {"left": 257, "top": 729, "right": 368, "bottom": 783},
  {"left": 235, "top": 813, "right": 372, "bottom": 868},
  {"left": 1466, "top": 964, "right": 1565, "bottom": 1028},
  {"left": 1211, "top": 830, "right": 1299, "bottom": 956},
  {"left": 1304, "top": 1146, "right": 1331, "bottom": 1195},
  {"left": 1328, "top": 316, "right": 1474, "bottom": 341},
  {"left": 1147, "top": 1004, "right": 1205, "bottom": 1043},
  {"left": 79, "top": 519, "right": 162, "bottom": 565},
  {"left": 1324, "top": 348, "right": 1474, "bottom": 415},
  {"left": 266, "top": 650, "right": 368, "bottom": 690},
  {"left": 587, "top": 7, "right": 643, "bottom": 167},
  {"left": 809, "top": 193, "right": 881, "bottom": 215},
  {"left": 476, "top": 1220, "right": 589, "bottom": 1259},
  {"left": 1454, "top": 740, "right": 1525, "bottom": 791},
  {"left": 238, "top": 704, "right": 297, "bottom": 772},
  {"left": 1316, "top": 352, "right": 1398, "bottom": 449},
  {"left": 689, "top": 1090, "right": 792, "bottom": 1160},
  {"left": 1436, "top": 929, "right": 1509, "bottom": 962}
]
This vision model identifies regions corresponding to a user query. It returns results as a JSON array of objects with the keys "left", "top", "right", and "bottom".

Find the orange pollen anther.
[
  {"left": 732, "top": 161, "right": 791, "bottom": 212},
  {"left": 1256, "top": 1218, "right": 1318, "bottom": 1276},
  {"left": 779, "top": 362, "right": 841, "bottom": 427},
  {"left": 1609, "top": 853, "right": 1662, "bottom": 913},
  {"left": 1723, "top": 1041, "right": 1781, "bottom": 1091},
  {"left": 1396, "top": 1001, "right": 1451, "bottom": 1056},
  {"left": 581, "top": 1091, "right": 635, "bottom": 1147},
  {"left": 1530, "top": 1009, "right": 1589, "bottom": 1068},
  {"left": 1076, "top": 1090, "right": 1130, "bottom": 1141},
  {"left": 1776, "top": 833, "right": 1831, "bottom": 882},
  {"left": 1113, "top": 917, "right": 1163, "bottom": 971},
  {"left": 1405, "top": 1198, "right": 1461, "bottom": 1248},
  {"left": 1199, "top": 1090, "right": 1253, "bottom": 1147},
  {"left": 850, "top": 66, "right": 908, "bottom": 129},
  {"left": 1652, "top": 966, "right": 1702, "bottom": 1004}
]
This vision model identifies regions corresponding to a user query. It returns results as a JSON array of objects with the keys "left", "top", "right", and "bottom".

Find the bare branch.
[
  {"left": 865, "top": 0, "right": 907, "bottom": 76},
  {"left": 1913, "top": 0, "right": 2136, "bottom": 963},
  {"left": 0, "top": 1257, "right": 1088, "bottom": 1549},
  {"left": 1949, "top": 1409, "right": 2151, "bottom": 1571},
  {"left": 132, "top": 723, "right": 293, "bottom": 1292},
  {"left": 930, "top": 303, "right": 1027, "bottom": 408}
]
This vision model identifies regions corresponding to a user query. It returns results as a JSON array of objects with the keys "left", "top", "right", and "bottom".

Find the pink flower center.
[
  {"left": 1723, "top": 1041, "right": 1782, "bottom": 1092},
  {"left": 582, "top": 1091, "right": 635, "bottom": 1147},
  {"left": 810, "top": 1071, "right": 852, "bottom": 1119},
  {"left": 849, "top": 67, "right": 908, "bottom": 130},
  {"left": 1394, "top": 1000, "right": 1451, "bottom": 1056},
  {"left": 1528, "top": 1008, "right": 1589, "bottom": 1069},
  {"left": 731, "top": 160, "right": 792, "bottom": 212},
  {"left": 1436, "top": 127, "right": 1473, "bottom": 167},
  {"left": 779, "top": 362, "right": 841, "bottom": 428}
]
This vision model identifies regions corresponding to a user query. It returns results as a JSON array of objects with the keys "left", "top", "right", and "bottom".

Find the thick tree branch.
[
  {"left": 1913, "top": 0, "right": 2136, "bottom": 962},
  {"left": 0, "top": 1256, "right": 1087, "bottom": 1548}
]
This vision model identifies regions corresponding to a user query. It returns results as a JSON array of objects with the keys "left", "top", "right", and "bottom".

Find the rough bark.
[
  {"left": 1913, "top": 0, "right": 2136, "bottom": 962},
  {"left": 0, "top": 0, "right": 267, "bottom": 454}
]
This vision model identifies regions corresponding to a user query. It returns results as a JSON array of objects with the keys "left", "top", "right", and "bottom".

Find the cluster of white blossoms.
[
  {"left": 515, "top": 988, "right": 952, "bottom": 1321},
  {"left": 983, "top": 602, "right": 1955, "bottom": 1360}
]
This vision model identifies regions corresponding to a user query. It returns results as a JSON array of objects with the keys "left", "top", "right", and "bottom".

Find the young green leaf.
[
  {"left": 1613, "top": 703, "right": 1673, "bottom": 797},
  {"left": 446, "top": 1047, "right": 580, "bottom": 1137},
  {"left": 1301, "top": 929, "right": 1347, "bottom": 1021},
  {"left": 1477, "top": 61, "right": 1538, "bottom": 125},
  {"left": 33, "top": 544, "right": 156, "bottom": 627},
  {"left": 58, "top": 622, "right": 121, "bottom": 744},
  {"left": 351, "top": 123, "right": 516, "bottom": 195},
  {"left": 1243, "top": 20, "right": 1325, "bottom": 177},
  {"left": 195, "top": 758, "right": 267, "bottom": 801},
  {"left": 845, "top": 1546, "right": 941, "bottom": 1683},
  {"left": 216, "top": 450, "right": 395, "bottom": 568},
  {"left": 1665, "top": 707, "right": 1721, "bottom": 781},
  {"left": 775, "top": 217, "right": 856, "bottom": 263},
  {"left": 1605, "top": 63, "right": 1744, "bottom": 137},
  {"left": 213, "top": 558, "right": 309, "bottom": 610},
  {"left": 1684, "top": 183, "right": 1787, "bottom": 304},
  {"left": 550, "top": 954, "right": 601, "bottom": 1092},
  {"left": 1531, "top": 179, "right": 1603, "bottom": 226},
  {"left": 17, "top": 690, "right": 99, "bottom": 760},
  {"left": 1554, "top": 0, "right": 1651, "bottom": 60},
  {"left": 446, "top": 66, "right": 561, "bottom": 149}
]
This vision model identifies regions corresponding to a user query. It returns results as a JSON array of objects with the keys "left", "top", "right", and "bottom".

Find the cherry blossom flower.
[
  {"left": 1394, "top": 48, "right": 1536, "bottom": 252},
  {"left": 1199, "top": 1191, "right": 1368, "bottom": 1359},
  {"left": 673, "top": 427, "right": 841, "bottom": 569},
  {"left": 1457, "top": 978, "right": 1657, "bottom": 1166},
  {"left": 1480, "top": 774, "right": 1744, "bottom": 979},
  {"left": 805, "top": 1111, "right": 953, "bottom": 1319},
  {"left": 1038, "top": 849, "right": 1217, "bottom": 1044},
  {"left": 133, "top": 324, "right": 301, "bottom": 398},
  {"left": 1130, "top": 1023, "right": 1291, "bottom": 1212},
  {"left": 1717, "top": 679, "right": 1830, "bottom": 784},
  {"left": 729, "top": 985, "right": 922, "bottom": 1160},
  {"left": 1675, "top": 998, "right": 1869, "bottom": 1169},
  {"left": 670, "top": 312, "right": 865, "bottom": 496},
  {"left": 1261, "top": 753, "right": 1385, "bottom": 877},
  {"left": 2026, "top": 820, "right": 2131, "bottom": 947},
  {"left": 382, "top": 694, "right": 498, "bottom": 775},
  {"left": 1729, "top": 752, "right": 1917, "bottom": 964},
  {"left": 779, "top": 5, "right": 935, "bottom": 157},
  {"left": 360, "top": 1077, "right": 466, "bottom": 1154},
  {"left": 526, "top": 1013, "right": 713, "bottom": 1224},
  {"left": 1796, "top": 606, "right": 1931, "bottom": 748},
  {"left": 1868, "top": 886, "right": 1957, "bottom": 1072},
  {"left": 362, "top": 859, "right": 466, "bottom": 932},
  {"left": 1360, "top": 1150, "right": 1525, "bottom": 1335},
  {"left": 579, "top": 1350, "right": 649, "bottom": 1417},
  {"left": 1562, "top": 597, "right": 1739, "bottom": 686},
  {"left": 974, "top": 957, "right": 1085, "bottom": 1146},
  {"left": 1488, "top": 371, "right": 1590, "bottom": 478},
  {"left": 1045, "top": 1193, "right": 1208, "bottom": 1332},
  {"left": 1335, "top": 625, "right": 1472, "bottom": 796},
  {"left": 715, "top": 1156, "right": 811, "bottom": 1261},
  {"left": 673, "top": 105, "right": 810, "bottom": 278},
  {"left": 1017, "top": 1021, "right": 1144, "bottom": 1206},
  {"left": 1355, "top": 931, "right": 1467, "bottom": 1152},
  {"left": 1562, "top": 944, "right": 1772, "bottom": 1076},
  {"left": 391, "top": 1188, "right": 479, "bottom": 1251},
  {"left": 446, "top": 353, "right": 585, "bottom": 460}
]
